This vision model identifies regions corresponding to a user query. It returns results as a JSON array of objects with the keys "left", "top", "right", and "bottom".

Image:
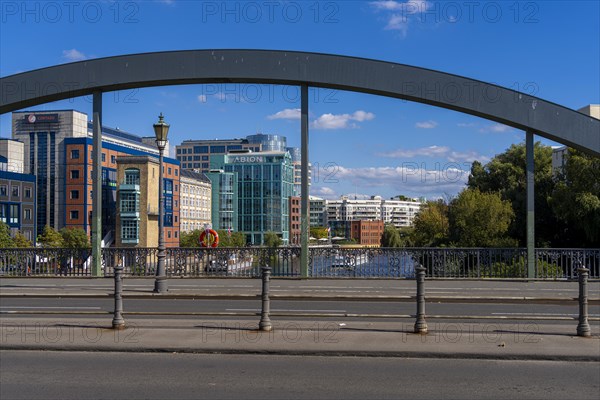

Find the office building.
[
  {"left": 0, "top": 140, "right": 36, "bottom": 242},
  {"left": 179, "top": 170, "right": 212, "bottom": 232},
  {"left": 211, "top": 150, "right": 294, "bottom": 245},
  {"left": 205, "top": 169, "right": 238, "bottom": 232}
]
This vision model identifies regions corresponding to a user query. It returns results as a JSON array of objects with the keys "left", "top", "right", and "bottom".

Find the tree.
[
  {"left": 411, "top": 200, "right": 449, "bottom": 247},
  {"left": 0, "top": 222, "right": 14, "bottom": 248},
  {"left": 549, "top": 149, "right": 600, "bottom": 246},
  {"left": 263, "top": 232, "right": 282, "bottom": 247},
  {"left": 180, "top": 229, "right": 201, "bottom": 248},
  {"left": 12, "top": 232, "right": 32, "bottom": 248},
  {"left": 216, "top": 230, "right": 246, "bottom": 247},
  {"left": 60, "top": 227, "right": 90, "bottom": 248},
  {"left": 448, "top": 189, "right": 516, "bottom": 247},
  {"left": 310, "top": 227, "right": 329, "bottom": 240},
  {"left": 468, "top": 142, "right": 558, "bottom": 246},
  {"left": 381, "top": 224, "right": 402, "bottom": 247},
  {"left": 37, "top": 226, "right": 64, "bottom": 247}
]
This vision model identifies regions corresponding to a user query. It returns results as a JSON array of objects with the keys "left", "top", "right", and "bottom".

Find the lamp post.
[{"left": 153, "top": 113, "right": 169, "bottom": 293}]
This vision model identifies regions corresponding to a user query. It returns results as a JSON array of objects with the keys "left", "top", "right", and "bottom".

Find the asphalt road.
[
  {"left": 1, "top": 350, "right": 598, "bottom": 400},
  {"left": 1, "top": 297, "right": 597, "bottom": 325}
]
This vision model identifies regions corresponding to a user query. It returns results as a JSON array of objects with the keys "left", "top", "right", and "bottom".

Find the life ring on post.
[{"left": 199, "top": 229, "right": 219, "bottom": 248}]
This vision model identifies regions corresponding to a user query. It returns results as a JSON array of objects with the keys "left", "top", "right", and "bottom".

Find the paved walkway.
[{"left": 1, "top": 278, "right": 599, "bottom": 360}]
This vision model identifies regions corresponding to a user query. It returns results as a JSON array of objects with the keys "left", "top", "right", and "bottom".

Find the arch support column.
[
  {"left": 300, "top": 84, "right": 309, "bottom": 278},
  {"left": 526, "top": 130, "right": 535, "bottom": 279},
  {"left": 91, "top": 92, "right": 103, "bottom": 277}
]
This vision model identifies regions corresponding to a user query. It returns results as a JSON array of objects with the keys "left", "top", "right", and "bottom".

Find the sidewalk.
[
  {"left": 2, "top": 278, "right": 599, "bottom": 302},
  {"left": 1, "top": 317, "right": 598, "bottom": 361}
]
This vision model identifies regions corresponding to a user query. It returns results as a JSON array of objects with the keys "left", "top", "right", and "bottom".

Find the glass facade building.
[
  {"left": 211, "top": 151, "right": 294, "bottom": 245},
  {"left": 205, "top": 170, "right": 238, "bottom": 232}
]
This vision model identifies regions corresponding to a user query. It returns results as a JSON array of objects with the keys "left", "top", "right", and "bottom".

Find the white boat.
[{"left": 330, "top": 252, "right": 369, "bottom": 269}]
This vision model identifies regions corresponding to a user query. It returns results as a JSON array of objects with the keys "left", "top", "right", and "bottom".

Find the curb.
[{"left": 2, "top": 344, "right": 599, "bottom": 362}]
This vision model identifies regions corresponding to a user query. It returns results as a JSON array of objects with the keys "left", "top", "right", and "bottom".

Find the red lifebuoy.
[{"left": 199, "top": 229, "right": 219, "bottom": 248}]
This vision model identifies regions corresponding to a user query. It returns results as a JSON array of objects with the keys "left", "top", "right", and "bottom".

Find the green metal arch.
[{"left": 1, "top": 49, "right": 598, "bottom": 155}]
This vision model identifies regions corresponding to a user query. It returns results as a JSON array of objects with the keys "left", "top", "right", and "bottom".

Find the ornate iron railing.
[{"left": 0, "top": 247, "right": 598, "bottom": 279}]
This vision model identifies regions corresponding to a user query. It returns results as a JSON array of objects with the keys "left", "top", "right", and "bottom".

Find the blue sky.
[{"left": 1, "top": 0, "right": 599, "bottom": 200}]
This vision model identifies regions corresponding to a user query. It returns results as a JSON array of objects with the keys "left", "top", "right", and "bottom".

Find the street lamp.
[{"left": 153, "top": 113, "right": 169, "bottom": 293}]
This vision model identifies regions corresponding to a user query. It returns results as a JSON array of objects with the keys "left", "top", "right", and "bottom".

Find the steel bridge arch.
[{"left": 1, "top": 49, "right": 598, "bottom": 155}]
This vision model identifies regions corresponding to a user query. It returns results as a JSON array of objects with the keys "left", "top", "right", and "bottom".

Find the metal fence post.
[
  {"left": 259, "top": 266, "right": 273, "bottom": 332},
  {"left": 112, "top": 265, "right": 125, "bottom": 330},
  {"left": 414, "top": 264, "right": 428, "bottom": 334},
  {"left": 577, "top": 267, "right": 591, "bottom": 337}
]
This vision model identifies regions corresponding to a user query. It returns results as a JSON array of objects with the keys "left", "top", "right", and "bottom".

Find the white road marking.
[
  {"left": 226, "top": 308, "right": 347, "bottom": 313},
  {"left": 0, "top": 306, "right": 101, "bottom": 310}
]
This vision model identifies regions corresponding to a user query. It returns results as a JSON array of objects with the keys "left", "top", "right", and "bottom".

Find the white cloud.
[
  {"left": 478, "top": 123, "right": 513, "bottom": 133},
  {"left": 311, "top": 110, "right": 375, "bottom": 130},
  {"left": 457, "top": 122, "right": 477, "bottom": 128},
  {"left": 62, "top": 49, "right": 87, "bottom": 62},
  {"left": 370, "top": 0, "right": 431, "bottom": 36},
  {"left": 312, "top": 186, "right": 337, "bottom": 198},
  {"left": 334, "top": 164, "right": 470, "bottom": 195},
  {"left": 379, "top": 145, "right": 490, "bottom": 163},
  {"left": 267, "top": 108, "right": 300, "bottom": 120},
  {"left": 197, "top": 95, "right": 207, "bottom": 103},
  {"left": 415, "top": 120, "right": 438, "bottom": 129}
]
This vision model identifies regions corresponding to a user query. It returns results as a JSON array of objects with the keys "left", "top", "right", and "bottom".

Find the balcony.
[{"left": 119, "top": 183, "right": 140, "bottom": 192}]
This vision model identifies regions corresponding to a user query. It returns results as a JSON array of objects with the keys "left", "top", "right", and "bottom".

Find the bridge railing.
[{"left": 0, "top": 247, "right": 597, "bottom": 279}]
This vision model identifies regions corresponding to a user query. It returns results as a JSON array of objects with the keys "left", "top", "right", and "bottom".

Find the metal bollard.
[
  {"left": 112, "top": 265, "right": 125, "bottom": 330},
  {"left": 576, "top": 267, "right": 591, "bottom": 337},
  {"left": 259, "top": 266, "right": 273, "bottom": 332},
  {"left": 414, "top": 264, "right": 428, "bottom": 334}
]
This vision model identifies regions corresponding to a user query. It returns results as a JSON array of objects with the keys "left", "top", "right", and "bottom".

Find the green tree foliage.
[
  {"left": 411, "top": 200, "right": 449, "bottom": 247},
  {"left": 215, "top": 230, "right": 246, "bottom": 247},
  {"left": 381, "top": 224, "right": 402, "bottom": 247},
  {"left": 468, "top": 142, "right": 558, "bottom": 246},
  {"left": 12, "top": 232, "right": 32, "bottom": 248},
  {"left": 263, "top": 231, "right": 283, "bottom": 247},
  {"left": 549, "top": 149, "right": 600, "bottom": 246},
  {"left": 37, "top": 225, "right": 65, "bottom": 247},
  {"left": 0, "top": 222, "right": 14, "bottom": 248},
  {"left": 310, "top": 226, "right": 329, "bottom": 240},
  {"left": 60, "top": 227, "right": 90, "bottom": 248},
  {"left": 448, "top": 189, "right": 516, "bottom": 247},
  {"left": 180, "top": 229, "right": 201, "bottom": 247}
]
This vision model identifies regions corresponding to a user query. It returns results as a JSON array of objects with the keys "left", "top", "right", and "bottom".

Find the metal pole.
[
  {"left": 526, "top": 130, "right": 535, "bottom": 279},
  {"left": 300, "top": 84, "right": 309, "bottom": 278},
  {"left": 259, "top": 265, "right": 273, "bottom": 331},
  {"left": 154, "top": 147, "right": 167, "bottom": 293},
  {"left": 91, "top": 92, "right": 103, "bottom": 277},
  {"left": 577, "top": 267, "right": 591, "bottom": 337},
  {"left": 414, "top": 264, "right": 428, "bottom": 334},
  {"left": 112, "top": 264, "right": 125, "bottom": 330}
]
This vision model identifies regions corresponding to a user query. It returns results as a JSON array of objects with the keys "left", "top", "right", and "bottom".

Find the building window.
[
  {"left": 71, "top": 149, "right": 80, "bottom": 159},
  {"left": 175, "top": 169, "right": 178, "bottom": 176},
  {"left": 12, "top": 187, "right": 19, "bottom": 197},
  {"left": 0, "top": 186, "right": 6, "bottom": 196},
  {"left": 24, "top": 188, "right": 32, "bottom": 198},
  {"left": 167, "top": 231, "right": 171, "bottom": 239},
  {"left": 70, "top": 190, "right": 79, "bottom": 199},
  {"left": 70, "top": 170, "right": 80, "bottom": 179},
  {"left": 168, "top": 167, "right": 172, "bottom": 175},
  {"left": 70, "top": 210, "right": 79, "bottom": 220},
  {"left": 120, "top": 192, "right": 139, "bottom": 213},
  {"left": 111, "top": 155, "right": 116, "bottom": 164},
  {"left": 124, "top": 168, "right": 140, "bottom": 185},
  {"left": 121, "top": 219, "right": 139, "bottom": 242},
  {"left": 102, "top": 153, "right": 106, "bottom": 162},
  {"left": 25, "top": 209, "right": 31, "bottom": 220},
  {"left": 9, "top": 204, "right": 19, "bottom": 224}
]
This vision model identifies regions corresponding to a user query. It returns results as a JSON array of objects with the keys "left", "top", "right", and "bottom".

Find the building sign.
[
  {"left": 24, "top": 114, "right": 59, "bottom": 124},
  {"left": 231, "top": 156, "right": 264, "bottom": 163}
]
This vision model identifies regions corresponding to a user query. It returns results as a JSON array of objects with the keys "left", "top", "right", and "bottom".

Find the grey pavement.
[
  {"left": 1, "top": 277, "right": 599, "bottom": 302},
  {"left": 1, "top": 277, "right": 599, "bottom": 361}
]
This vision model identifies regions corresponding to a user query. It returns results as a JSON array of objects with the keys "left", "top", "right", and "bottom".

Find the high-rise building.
[
  {"left": 211, "top": 150, "right": 294, "bottom": 245},
  {"left": 11, "top": 110, "right": 172, "bottom": 239},
  {"left": 205, "top": 169, "right": 238, "bottom": 232}
]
